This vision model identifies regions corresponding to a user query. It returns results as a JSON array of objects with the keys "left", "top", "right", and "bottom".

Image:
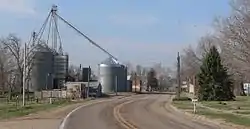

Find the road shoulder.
[{"left": 0, "top": 99, "right": 90, "bottom": 129}]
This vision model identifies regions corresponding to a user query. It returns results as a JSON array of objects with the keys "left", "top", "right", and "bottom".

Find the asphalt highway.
[{"left": 62, "top": 94, "right": 232, "bottom": 129}]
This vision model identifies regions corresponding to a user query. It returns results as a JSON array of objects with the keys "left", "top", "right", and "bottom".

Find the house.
[
  {"left": 127, "top": 75, "right": 132, "bottom": 92},
  {"left": 181, "top": 80, "right": 196, "bottom": 94},
  {"left": 128, "top": 74, "right": 142, "bottom": 92}
]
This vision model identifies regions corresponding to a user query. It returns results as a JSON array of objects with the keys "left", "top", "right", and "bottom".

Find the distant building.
[
  {"left": 131, "top": 75, "right": 142, "bottom": 92},
  {"left": 65, "top": 81, "right": 102, "bottom": 98},
  {"left": 181, "top": 76, "right": 197, "bottom": 95}
]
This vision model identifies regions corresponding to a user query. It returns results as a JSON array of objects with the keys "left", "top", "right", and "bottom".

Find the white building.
[{"left": 181, "top": 81, "right": 195, "bottom": 94}]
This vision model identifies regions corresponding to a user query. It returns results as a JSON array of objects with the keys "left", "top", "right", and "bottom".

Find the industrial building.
[
  {"left": 30, "top": 43, "right": 69, "bottom": 91},
  {"left": 99, "top": 57, "right": 128, "bottom": 93},
  {"left": 29, "top": 6, "right": 130, "bottom": 96}
]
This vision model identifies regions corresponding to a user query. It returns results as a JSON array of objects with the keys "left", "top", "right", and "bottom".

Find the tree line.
[
  {"left": 181, "top": 0, "right": 250, "bottom": 98},
  {"left": 0, "top": 34, "right": 35, "bottom": 100}
]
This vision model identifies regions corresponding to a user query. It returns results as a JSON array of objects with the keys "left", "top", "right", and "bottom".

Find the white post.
[
  {"left": 248, "top": 84, "right": 250, "bottom": 96},
  {"left": 22, "top": 43, "right": 27, "bottom": 106},
  {"left": 49, "top": 98, "right": 52, "bottom": 104},
  {"left": 192, "top": 98, "right": 198, "bottom": 114}
]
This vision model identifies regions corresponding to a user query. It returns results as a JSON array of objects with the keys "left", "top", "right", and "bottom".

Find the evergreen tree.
[{"left": 197, "top": 46, "right": 235, "bottom": 101}]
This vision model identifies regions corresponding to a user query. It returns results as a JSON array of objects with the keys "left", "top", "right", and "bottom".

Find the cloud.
[
  {"left": 109, "top": 13, "right": 159, "bottom": 27},
  {"left": 0, "top": 0, "right": 36, "bottom": 15}
]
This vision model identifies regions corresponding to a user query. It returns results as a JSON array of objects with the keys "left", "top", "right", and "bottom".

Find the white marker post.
[{"left": 192, "top": 98, "right": 198, "bottom": 114}]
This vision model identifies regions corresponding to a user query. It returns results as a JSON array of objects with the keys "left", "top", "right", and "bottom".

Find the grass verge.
[
  {"left": 196, "top": 110, "right": 250, "bottom": 127},
  {"left": 201, "top": 96, "right": 250, "bottom": 111},
  {"left": 0, "top": 98, "right": 86, "bottom": 120},
  {"left": 172, "top": 95, "right": 250, "bottom": 127}
]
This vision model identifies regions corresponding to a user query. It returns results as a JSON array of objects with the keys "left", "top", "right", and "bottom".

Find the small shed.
[{"left": 65, "top": 81, "right": 102, "bottom": 98}]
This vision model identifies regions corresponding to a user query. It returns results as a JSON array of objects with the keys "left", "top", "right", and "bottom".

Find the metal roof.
[{"left": 101, "top": 57, "right": 119, "bottom": 65}]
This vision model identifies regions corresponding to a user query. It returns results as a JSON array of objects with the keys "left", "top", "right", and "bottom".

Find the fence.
[{"left": 34, "top": 89, "right": 82, "bottom": 99}]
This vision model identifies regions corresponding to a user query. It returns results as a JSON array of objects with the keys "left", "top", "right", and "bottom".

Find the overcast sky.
[{"left": 0, "top": 0, "right": 231, "bottom": 70}]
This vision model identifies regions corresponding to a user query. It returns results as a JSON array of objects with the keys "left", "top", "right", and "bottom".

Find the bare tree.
[
  {"left": 180, "top": 0, "right": 250, "bottom": 95},
  {"left": 211, "top": 1, "right": 250, "bottom": 95},
  {"left": 124, "top": 62, "right": 134, "bottom": 75},
  {"left": 0, "top": 44, "right": 12, "bottom": 94},
  {"left": 181, "top": 33, "right": 219, "bottom": 89},
  {"left": 1, "top": 34, "right": 24, "bottom": 93}
]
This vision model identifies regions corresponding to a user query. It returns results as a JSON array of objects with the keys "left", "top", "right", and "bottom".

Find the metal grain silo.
[
  {"left": 31, "top": 44, "right": 54, "bottom": 91},
  {"left": 53, "top": 54, "right": 69, "bottom": 89},
  {"left": 99, "top": 58, "right": 127, "bottom": 93}
]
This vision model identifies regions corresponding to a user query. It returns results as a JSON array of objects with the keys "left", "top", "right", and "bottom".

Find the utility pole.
[
  {"left": 22, "top": 43, "right": 27, "bottom": 106},
  {"left": 177, "top": 52, "right": 181, "bottom": 99},
  {"left": 115, "top": 75, "right": 118, "bottom": 96},
  {"left": 87, "top": 66, "right": 90, "bottom": 98}
]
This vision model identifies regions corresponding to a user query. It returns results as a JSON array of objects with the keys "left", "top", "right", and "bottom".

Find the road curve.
[
  {"left": 62, "top": 94, "right": 232, "bottom": 129},
  {"left": 119, "top": 94, "right": 232, "bottom": 129},
  {"left": 62, "top": 95, "right": 144, "bottom": 129}
]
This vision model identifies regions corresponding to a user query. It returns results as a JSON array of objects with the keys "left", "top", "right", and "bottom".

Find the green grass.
[
  {"left": 201, "top": 96, "right": 250, "bottom": 110},
  {"left": 172, "top": 95, "right": 250, "bottom": 127},
  {"left": 0, "top": 98, "right": 81, "bottom": 119},
  {"left": 172, "top": 101, "right": 193, "bottom": 109},
  {"left": 196, "top": 110, "right": 250, "bottom": 127}
]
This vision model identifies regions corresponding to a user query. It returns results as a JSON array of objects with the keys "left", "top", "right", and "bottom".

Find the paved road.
[
  {"left": 63, "top": 95, "right": 142, "bottom": 129},
  {"left": 120, "top": 94, "right": 229, "bottom": 129},
  {"left": 63, "top": 94, "right": 232, "bottom": 129}
]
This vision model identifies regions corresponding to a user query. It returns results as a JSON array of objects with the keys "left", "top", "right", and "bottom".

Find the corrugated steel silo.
[
  {"left": 123, "top": 66, "right": 129, "bottom": 92},
  {"left": 99, "top": 57, "right": 127, "bottom": 93},
  {"left": 31, "top": 44, "right": 54, "bottom": 91},
  {"left": 53, "top": 54, "right": 69, "bottom": 89}
]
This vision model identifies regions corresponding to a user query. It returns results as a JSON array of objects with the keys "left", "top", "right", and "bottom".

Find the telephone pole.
[
  {"left": 87, "top": 66, "right": 90, "bottom": 98},
  {"left": 22, "top": 43, "right": 27, "bottom": 106},
  {"left": 177, "top": 52, "right": 181, "bottom": 99}
]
